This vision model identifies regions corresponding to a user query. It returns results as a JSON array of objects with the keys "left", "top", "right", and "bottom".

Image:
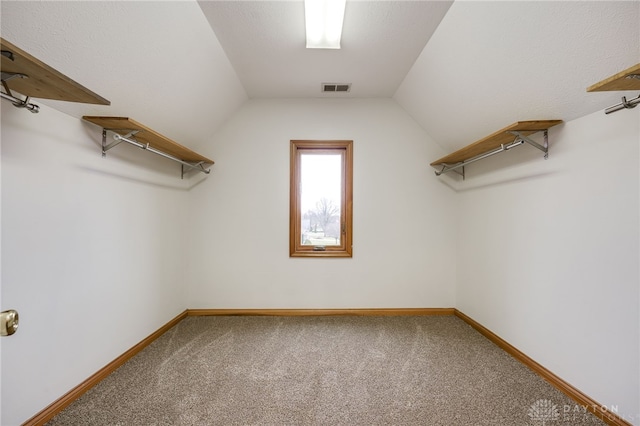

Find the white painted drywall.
[
  {"left": 455, "top": 108, "right": 640, "bottom": 424},
  {"left": 186, "top": 98, "right": 457, "bottom": 309},
  {"left": 1, "top": 103, "right": 190, "bottom": 425}
]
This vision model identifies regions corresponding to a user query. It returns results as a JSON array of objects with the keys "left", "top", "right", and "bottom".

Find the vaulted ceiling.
[
  {"left": 198, "top": 1, "right": 453, "bottom": 98},
  {"left": 1, "top": 1, "right": 638, "bottom": 154}
]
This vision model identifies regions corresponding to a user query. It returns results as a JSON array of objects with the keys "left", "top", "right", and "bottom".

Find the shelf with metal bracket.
[
  {"left": 587, "top": 63, "right": 640, "bottom": 114},
  {"left": 1, "top": 37, "right": 110, "bottom": 113},
  {"left": 430, "top": 120, "right": 563, "bottom": 179},
  {"left": 83, "top": 116, "right": 214, "bottom": 178}
]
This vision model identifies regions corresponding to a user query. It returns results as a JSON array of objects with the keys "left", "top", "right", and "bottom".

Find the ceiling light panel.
[{"left": 305, "top": 0, "right": 346, "bottom": 49}]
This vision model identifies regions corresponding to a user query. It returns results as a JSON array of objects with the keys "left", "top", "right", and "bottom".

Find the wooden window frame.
[{"left": 290, "top": 140, "right": 353, "bottom": 258}]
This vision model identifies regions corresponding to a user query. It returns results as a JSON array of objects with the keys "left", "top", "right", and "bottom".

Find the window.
[{"left": 290, "top": 140, "right": 353, "bottom": 257}]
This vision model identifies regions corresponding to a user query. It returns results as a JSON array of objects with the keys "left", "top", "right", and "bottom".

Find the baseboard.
[
  {"left": 187, "top": 307, "right": 455, "bottom": 316},
  {"left": 22, "top": 309, "right": 189, "bottom": 426},
  {"left": 23, "top": 307, "right": 631, "bottom": 426},
  {"left": 453, "top": 309, "right": 631, "bottom": 426}
]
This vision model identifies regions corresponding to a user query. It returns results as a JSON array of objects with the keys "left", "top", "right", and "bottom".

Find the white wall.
[
  {"left": 187, "top": 98, "right": 457, "bottom": 309},
  {"left": 2, "top": 97, "right": 636, "bottom": 424},
  {"left": 455, "top": 108, "right": 639, "bottom": 424},
  {"left": 1, "top": 103, "right": 191, "bottom": 425}
]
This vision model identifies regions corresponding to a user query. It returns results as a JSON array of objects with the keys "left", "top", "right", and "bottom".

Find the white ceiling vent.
[{"left": 322, "top": 83, "right": 351, "bottom": 93}]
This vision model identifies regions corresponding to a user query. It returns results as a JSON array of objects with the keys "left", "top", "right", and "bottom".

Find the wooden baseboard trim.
[
  {"left": 187, "top": 308, "right": 456, "bottom": 316},
  {"left": 22, "top": 310, "right": 188, "bottom": 426},
  {"left": 454, "top": 309, "right": 631, "bottom": 426}
]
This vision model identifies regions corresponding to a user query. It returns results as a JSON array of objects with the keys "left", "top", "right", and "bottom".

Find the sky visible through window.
[{"left": 300, "top": 154, "right": 342, "bottom": 213}]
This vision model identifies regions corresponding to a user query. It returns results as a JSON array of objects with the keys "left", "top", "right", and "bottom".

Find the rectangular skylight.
[{"left": 305, "top": 0, "right": 346, "bottom": 49}]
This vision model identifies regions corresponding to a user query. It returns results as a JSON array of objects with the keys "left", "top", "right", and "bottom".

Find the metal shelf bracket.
[
  {"left": 181, "top": 162, "right": 208, "bottom": 179},
  {"left": 438, "top": 164, "right": 465, "bottom": 180},
  {"left": 508, "top": 130, "right": 549, "bottom": 159},
  {"left": 102, "top": 129, "right": 140, "bottom": 157}
]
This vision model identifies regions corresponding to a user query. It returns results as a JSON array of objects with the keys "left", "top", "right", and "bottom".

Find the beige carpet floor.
[{"left": 47, "top": 315, "right": 605, "bottom": 425}]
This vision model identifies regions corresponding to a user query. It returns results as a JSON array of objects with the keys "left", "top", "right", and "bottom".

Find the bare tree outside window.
[{"left": 304, "top": 197, "right": 341, "bottom": 244}]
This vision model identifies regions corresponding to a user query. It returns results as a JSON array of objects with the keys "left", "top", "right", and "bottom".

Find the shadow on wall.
[{"left": 436, "top": 170, "right": 561, "bottom": 193}]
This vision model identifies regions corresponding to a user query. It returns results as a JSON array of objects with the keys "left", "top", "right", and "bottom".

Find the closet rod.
[
  {"left": 435, "top": 139, "right": 524, "bottom": 176},
  {"left": 0, "top": 91, "right": 39, "bottom": 113},
  {"left": 111, "top": 133, "right": 210, "bottom": 175},
  {"left": 605, "top": 95, "right": 640, "bottom": 114}
]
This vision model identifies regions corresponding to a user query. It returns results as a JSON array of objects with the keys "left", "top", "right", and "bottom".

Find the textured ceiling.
[
  {"left": 1, "top": 1, "right": 638, "bottom": 154},
  {"left": 394, "top": 1, "right": 640, "bottom": 152},
  {"left": 198, "top": 0, "right": 453, "bottom": 98}
]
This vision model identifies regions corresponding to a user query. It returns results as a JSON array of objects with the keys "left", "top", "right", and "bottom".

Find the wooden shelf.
[
  {"left": 83, "top": 116, "right": 214, "bottom": 166},
  {"left": 431, "top": 120, "right": 563, "bottom": 167},
  {"left": 587, "top": 63, "right": 640, "bottom": 92},
  {"left": 1, "top": 38, "right": 109, "bottom": 105}
]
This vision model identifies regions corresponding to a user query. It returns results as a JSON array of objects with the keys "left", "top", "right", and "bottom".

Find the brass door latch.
[{"left": 1, "top": 310, "right": 19, "bottom": 336}]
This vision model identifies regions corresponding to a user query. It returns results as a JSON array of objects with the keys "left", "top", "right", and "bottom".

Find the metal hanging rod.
[
  {"left": 604, "top": 94, "right": 640, "bottom": 114},
  {"left": 0, "top": 91, "right": 39, "bottom": 113},
  {"left": 1, "top": 72, "right": 39, "bottom": 113},
  {"left": 102, "top": 130, "right": 211, "bottom": 177},
  {"left": 435, "top": 130, "right": 549, "bottom": 178},
  {"left": 435, "top": 139, "right": 524, "bottom": 177}
]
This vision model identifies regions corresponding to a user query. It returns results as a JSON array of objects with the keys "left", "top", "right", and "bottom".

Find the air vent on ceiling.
[{"left": 322, "top": 83, "right": 351, "bottom": 93}]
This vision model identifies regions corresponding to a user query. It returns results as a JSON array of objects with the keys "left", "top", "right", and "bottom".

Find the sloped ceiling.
[
  {"left": 394, "top": 1, "right": 640, "bottom": 152},
  {"left": 198, "top": 0, "right": 453, "bottom": 97},
  {"left": 0, "top": 1, "right": 248, "bottom": 149},
  {"left": 1, "top": 1, "right": 638, "bottom": 154}
]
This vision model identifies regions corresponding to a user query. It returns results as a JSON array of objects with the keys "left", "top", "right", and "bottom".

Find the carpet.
[{"left": 47, "top": 315, "right": 605, "bottom": 425}]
